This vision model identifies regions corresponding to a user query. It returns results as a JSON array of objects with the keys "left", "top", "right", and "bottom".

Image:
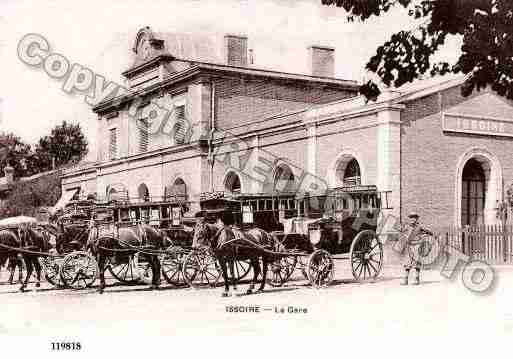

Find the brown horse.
[
  {"left": 192, "top": 218, "right": 277, "bottom": 297},
  {"left": 87, "top": 223, "right": 170, "bottom": 294}
]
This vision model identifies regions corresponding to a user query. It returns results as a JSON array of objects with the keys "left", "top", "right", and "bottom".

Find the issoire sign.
[{"left": 443, "top": 112, "right": 513, "bottom": 137}]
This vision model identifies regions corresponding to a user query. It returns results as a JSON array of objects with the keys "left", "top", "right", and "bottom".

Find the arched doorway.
[
  {"left": 273, "top": 164, "right": 295, "bottom": 192},
  {"left": 461, "top": 159, "right": 486, "bottom": 226},
  {"left": 455, "top": 148, "right": 502, "bottom": 227},
  {"left": 224, "top": 171, "right": 241, "bottom": 193},
  {"left": 138, "top": 183, "right": 150, "bottom": 202}
]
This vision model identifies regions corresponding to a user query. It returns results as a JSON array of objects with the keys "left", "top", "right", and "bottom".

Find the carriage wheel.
[
  {"left": 306, "top": 249, "right": 334, "bottom": 288},
  {"left": 182, "top": 249, "right": 221, "bottom": 289},
  {"left": 268, "top": 256, "right": 297, "bottom": 287},
  {"left": 108, "top": 254, "right": 141, "bottom": 284},
  {"left": 41, "top": 255, "right": 65, "bottom": 287},
  {"left": 233, "top": 259, "right": 252, "bottom": 281},
  {"left": 59, "top": 251, "right": 99, "bottom": 290},
  {"left": 161, "top": 246, "right": 188, "bottom": 287},
  {"left": 350, "top": 230, "right": 383, "bottom": 281}
]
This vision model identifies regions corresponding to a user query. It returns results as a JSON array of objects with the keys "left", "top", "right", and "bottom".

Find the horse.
[
  {"left": 87, "top": 222, "right": 170, "bottom": 294},
  {"left": 191, "top": 217, "right": 278, "bottom": 297},
  {"left": 0, "top": 224, "right": 53, "bottom": 292},
  {"left": 0, "top": 229, "right": 24, "bottom": 284}
]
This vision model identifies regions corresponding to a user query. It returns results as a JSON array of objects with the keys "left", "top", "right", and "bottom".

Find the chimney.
[
  {"left": 308, "top": 45, "right": 335, "bottom": 78},
  {"left": 4, "top": 165, "right": 14, "bottom": 185},
  {"left": 249, "top": 49, "right": 254, "bottom": 65},
  {"left": 224, "top": 34, "right": 248, "bottom": 67}
]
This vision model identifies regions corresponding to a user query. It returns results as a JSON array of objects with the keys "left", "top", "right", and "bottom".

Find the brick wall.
[
  {"left": 214, "top": 77, "right": 355, "bottom": 130},
  {"left": 401, "top": 86, "right": 513, "bottom": 229}
]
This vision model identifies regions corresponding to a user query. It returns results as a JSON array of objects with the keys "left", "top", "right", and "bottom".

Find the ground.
[{"left": 0, "top": 260, "right": 511, "bottom": 343}]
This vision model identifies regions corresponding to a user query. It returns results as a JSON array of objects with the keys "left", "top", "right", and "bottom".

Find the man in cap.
[{"left": 400, "top": 212, "right": 433, "bottom": 285}]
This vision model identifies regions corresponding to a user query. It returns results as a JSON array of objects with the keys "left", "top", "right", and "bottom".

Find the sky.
[{"left": 0, "top": 0, "right": 461, "bottom": 158}]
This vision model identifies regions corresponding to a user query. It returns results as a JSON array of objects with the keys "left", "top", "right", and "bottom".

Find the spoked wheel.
[
  {"left": 60, "top": 251, "right": 99, "bottom": 290},
  {"left": 306, "top": 249, "right": 335, "bottom": 288},
  {"left": 161, "top": 246, "right": 188, "bottom": 287},
  {"left": 41, "top": 255, "right": 65, "bottom": 287},
  {"left": 350, "top": 230, "right": 383, "bottom": 281},
  {"left": 233, "top": 259, "right": 252, "bottom": 281},
  {"left": 108, "top": 254, "right": 140, "bottom": 284},
  {"left": 182, "top": 249, "right": 221, "bottom": 289},
  {"left": 268, "top": 256, "right": 297, "bottom": 287}
]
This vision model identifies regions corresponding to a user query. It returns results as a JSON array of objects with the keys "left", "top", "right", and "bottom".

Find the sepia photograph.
[{"left": 0, "top": 0, "right": 511, "bottom": 356}]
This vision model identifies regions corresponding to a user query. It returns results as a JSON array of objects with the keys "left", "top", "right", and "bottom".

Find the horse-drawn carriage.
[
  {"left": 0, "top": 214, "right": 98, "bottom": 291},
  {"left": 187, "top": 186, "right": 391, "bottom": 293},
  {"left": 1, "top": 183, "right": 391, "bottom": 294}
]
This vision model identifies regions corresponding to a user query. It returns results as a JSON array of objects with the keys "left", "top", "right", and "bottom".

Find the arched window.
[
  {"left": 225, "top": 171, "right": 241, "bottom": 193},
  {"left": 462, "top": 158, "right": 486, "bottom": 226},
  {"left": 273, "top": 164, "right": 295, "bottom": 192},
  {"left": 336, "top": 157, "right": 361, "bottom": 186},
  {"left": 138, "top": 183, "right": 150, "bottom": 202},
  {"left": 165, "top": 178, "right": 187, "bottom": 201},
  {"left": 106, "top": 184, "right": 128, "bottom": 203}
]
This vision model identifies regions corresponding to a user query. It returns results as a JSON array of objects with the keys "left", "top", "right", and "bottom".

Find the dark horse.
[
  {"left": 0, "top": 229, "right": 23, "bottom": 284},
  {"left": 88, "top": 223, "right": 170, "bottom": 294},
  {"left": 0, "top": 224, "right": 52, "bottom": 291},
  {"left": 192, "top": 216, "right": 278, "bottom": 297}
]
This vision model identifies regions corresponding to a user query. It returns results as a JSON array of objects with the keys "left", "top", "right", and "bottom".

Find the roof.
[
  {"left": 0, "top": 216, "right": 38, "bottom": 228},
  {"left": 96, "top": 62, "right": 358, "bottom": 114},
  {"left": 127, "top": 31, "right": 225, "bottom": 71},
  {"left": 155, "top": 32, "right": 224, "bottom": 64}
]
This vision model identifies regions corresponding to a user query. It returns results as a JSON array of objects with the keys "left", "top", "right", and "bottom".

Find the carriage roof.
[{"left": 0, "top": 216, "right": 38, "bottom": 229}]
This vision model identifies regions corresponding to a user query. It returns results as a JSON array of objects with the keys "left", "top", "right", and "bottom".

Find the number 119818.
[{"left": 51, "top": 342, "right": 81, "bottom": 351}]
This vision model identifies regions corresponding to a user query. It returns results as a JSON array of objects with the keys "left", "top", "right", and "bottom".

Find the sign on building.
[{"left": 443, "top": 112, "right": 513, "bottom": 137}]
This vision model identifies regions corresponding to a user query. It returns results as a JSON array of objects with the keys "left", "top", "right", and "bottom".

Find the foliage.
[
  {"left": 34, "top": 121, "right": 88, "bottom": 171},
  {"left": 0, "top": 132, "right": 33, "bottom": 178},
  {"left": 321, "top": 0, "right": 513, "bottom": 100},
  {"left": 0, "top": 170, "right": 61, "bottom": 219}
]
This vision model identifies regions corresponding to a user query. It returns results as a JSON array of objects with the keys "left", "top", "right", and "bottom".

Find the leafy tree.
[
  {"left": 321, "top": 0, "right": 513, "bottom": 100},
  {"left": 34, "top": 121, "right": 88, "bottom": 171},
  {"left": 0, "top": 132, "right": 32, "bottom": 178}
]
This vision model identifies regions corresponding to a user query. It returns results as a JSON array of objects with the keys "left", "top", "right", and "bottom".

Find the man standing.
[{"left": 400, "top": 213, "right": 433, "bottom": 285}]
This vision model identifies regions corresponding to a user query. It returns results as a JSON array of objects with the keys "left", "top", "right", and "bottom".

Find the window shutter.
[
  {"left": 109, "top": 128, "right": 117, "bottom": 160},
  {"left": 173, "top": 105, "right": 187, "bottom": 145},
  {"left": 138, "top": 118, "right": 149, "bottom": 152}
]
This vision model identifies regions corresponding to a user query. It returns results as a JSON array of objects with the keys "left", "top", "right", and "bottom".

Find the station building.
[{"left": 61, "top": 26, "right": 513, "bottom": 230}]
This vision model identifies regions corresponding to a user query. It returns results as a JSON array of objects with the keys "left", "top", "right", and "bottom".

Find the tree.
[
  {"left": 321, "top": 0, "right": 513, "bottom": 100},
  {"left": 34, "top": 121, "right": 88, "bottom": 171},
  {"left": 0, "top": 132, "right": 33, "bottom": 178}
]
